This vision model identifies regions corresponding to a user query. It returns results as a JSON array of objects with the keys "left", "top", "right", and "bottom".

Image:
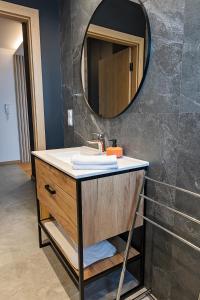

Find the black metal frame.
[{"left": 34, "top": 157, "right": 148, "bottom": 299}]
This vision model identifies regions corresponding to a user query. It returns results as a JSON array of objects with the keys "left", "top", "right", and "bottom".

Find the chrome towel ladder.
[{"left": 116, "top": 175, "right": 200, "bottom": 300}]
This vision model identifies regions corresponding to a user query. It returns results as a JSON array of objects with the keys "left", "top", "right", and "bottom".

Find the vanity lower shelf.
[{"left": 40, "top": 219, "right": 140, "bottom": 282}]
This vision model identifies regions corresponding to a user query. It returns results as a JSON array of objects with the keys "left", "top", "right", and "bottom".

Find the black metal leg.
[
  {"left": 78, "top": 239, "right": 84, "bottom": 300},
  {"left": 38, "top": 224, "right": 51, "bottom": 248},
  {"left": 38, "top": 224, "right": 43, "bottom": 248},
  {"left": 76, "top": 182, "right": 85, "bottom": 300},
  {"left": 79, "top": 280, "right": 84, "bottom": 300}
]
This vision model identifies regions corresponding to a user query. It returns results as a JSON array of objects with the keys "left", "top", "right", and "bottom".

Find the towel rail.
[
  {"left": 136, "top": 212, "right": 200, "bottom": 253},
  {"left": 145, "top": 176, "right": 200, "bottom": 199},
  {"left": 116, "top": 176, "right": 146, "bottom": 300},
  {"left": 116, "top": 175, "right": 200, "bottom": 300},
  {"left": 141, "top": 194, "right": 200, "bottom": 226}
]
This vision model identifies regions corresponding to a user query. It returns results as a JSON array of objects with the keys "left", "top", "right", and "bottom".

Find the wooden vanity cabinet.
[{"left": 35, "top": 157, "right": 146, "bottom": 299}]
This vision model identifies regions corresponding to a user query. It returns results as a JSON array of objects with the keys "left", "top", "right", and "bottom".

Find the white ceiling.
[{"left": 0, "top": 17, "right": 23, "bottom": 50}]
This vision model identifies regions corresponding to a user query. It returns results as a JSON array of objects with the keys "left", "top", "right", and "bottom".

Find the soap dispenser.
[{"left": 106, "top": 139, "right": 123, "bottom": 158}]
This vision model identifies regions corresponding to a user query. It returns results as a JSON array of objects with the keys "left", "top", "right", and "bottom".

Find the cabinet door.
[
  {"left": 35, "top": 159, "right": 78, "bottom": 244},
  {"left": 81, "top": 170, "right": 144, "bottom": 247}
]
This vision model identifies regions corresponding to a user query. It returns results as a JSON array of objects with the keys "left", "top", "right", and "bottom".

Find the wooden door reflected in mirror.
[{"left": 99, "top": 47, "right": 132, "bottom": 118}]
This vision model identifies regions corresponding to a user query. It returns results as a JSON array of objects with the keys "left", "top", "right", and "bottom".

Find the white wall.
[
  {"left": 15, "top": 42, "right": 24, "bottom": 56},
  {"left": 0, "top": 48, "right": 20, "bottom": 162}
]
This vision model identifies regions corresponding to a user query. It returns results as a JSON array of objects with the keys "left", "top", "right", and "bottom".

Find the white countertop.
[{"left": 32, "top": 146, "right": 149, "bottom": 179}]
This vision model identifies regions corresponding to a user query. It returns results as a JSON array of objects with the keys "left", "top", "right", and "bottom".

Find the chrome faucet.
[{"left": 87, "top": 133, "right": 106, "bottom": 154}]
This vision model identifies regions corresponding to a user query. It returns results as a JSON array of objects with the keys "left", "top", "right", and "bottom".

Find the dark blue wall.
[
  {"left": 4, "top": 0, "right": 64, "bottom": 149},
  {"left": 91, "top": 0, "right": 146, "bottom": 37}
]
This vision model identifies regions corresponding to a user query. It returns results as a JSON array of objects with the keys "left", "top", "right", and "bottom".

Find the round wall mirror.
[{"left": 81, "top": 0, "right": 151, "bottom": 118}]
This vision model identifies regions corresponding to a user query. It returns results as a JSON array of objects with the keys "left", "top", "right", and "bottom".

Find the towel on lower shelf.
[
  {"left": 71, "top": 154, "right": 117, "bottom": 165},
  {"left": 44, "top": 221, "right": 117, "bottom": 270},
  {"left": 83, "top": 241, "right": 117, "bottom": 268}
]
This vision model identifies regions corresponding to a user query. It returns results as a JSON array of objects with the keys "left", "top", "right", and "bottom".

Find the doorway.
[
  {"left": 0, "top": 1, "right": 46, "bottom": 178},
  {"left": 0, "top": 17, "right": 33, "bottom": 178}
]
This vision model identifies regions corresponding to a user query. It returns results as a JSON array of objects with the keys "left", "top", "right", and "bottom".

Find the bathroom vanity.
[{"left": 33, "top": 146, "right": 149, "bottom": 299}]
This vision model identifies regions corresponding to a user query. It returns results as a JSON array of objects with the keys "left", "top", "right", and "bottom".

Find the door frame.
[
  {"left": 87, "top": 24, "right": 144, "bottom": 88},
  {"left": 0, "top": 0, "right": 46, "bottom": 150}
]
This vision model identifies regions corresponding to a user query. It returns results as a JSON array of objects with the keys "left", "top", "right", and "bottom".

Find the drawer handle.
[{"left": 45, "top": 184, "right": 56, "bottom": 195}]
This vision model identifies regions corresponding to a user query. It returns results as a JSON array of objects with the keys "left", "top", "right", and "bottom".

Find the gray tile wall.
[{"left": 59, "top": 0, "right": 200, "bottom": 299}]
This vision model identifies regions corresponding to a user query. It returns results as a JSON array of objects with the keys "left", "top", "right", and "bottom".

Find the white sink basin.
[
  {"left": 48, "top": 151, "right": 80, "bottom": 164},
  {"left": 32, "top": 146, "right": 149, "bottom": 179},
  {"left": 47, "top": 147, "right": 102, "bottom": 164}
]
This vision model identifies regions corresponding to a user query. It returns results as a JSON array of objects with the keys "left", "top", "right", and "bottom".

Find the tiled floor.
[{"left": 18, "top": 162, "right": 32, "bottom": 177}]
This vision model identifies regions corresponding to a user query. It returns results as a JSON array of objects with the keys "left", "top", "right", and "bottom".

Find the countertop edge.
[{"left": 32, "top": 149, "right": 149, "bottom": 179}]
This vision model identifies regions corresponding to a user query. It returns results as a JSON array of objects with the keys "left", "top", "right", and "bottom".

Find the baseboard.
[{"left": 0, "top": 160, "right": 20, "bottom": 165}]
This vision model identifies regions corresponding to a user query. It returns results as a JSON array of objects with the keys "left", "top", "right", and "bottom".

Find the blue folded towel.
[{"left": 83, "top": 240, "right": 117, "bottom": 268}]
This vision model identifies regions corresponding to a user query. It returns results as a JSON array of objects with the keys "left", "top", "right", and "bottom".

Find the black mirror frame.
[{"left": 80, "top": 0, "right": 151, "bottom": 119}]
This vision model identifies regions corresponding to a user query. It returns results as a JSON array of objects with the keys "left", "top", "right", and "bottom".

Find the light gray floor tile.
[{"left": 0, "top": 165, "right": 77, "bottom": 300}]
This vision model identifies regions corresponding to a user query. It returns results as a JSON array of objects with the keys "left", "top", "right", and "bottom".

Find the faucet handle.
[{"left": 92, "top": 132, "right": 104, "bottom": 139}]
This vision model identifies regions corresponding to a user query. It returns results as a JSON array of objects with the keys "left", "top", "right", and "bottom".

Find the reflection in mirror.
[{"left": 81, "top": 0, "right": 150, "bottom": 118}]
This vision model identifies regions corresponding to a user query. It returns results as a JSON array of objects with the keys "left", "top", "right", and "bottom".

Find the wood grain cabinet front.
[
  {"left": 35, "top": 157, "right": 144, "bottom": 248},
  {"left": 81, "top": 170, "right": 144, "bottom": 246},
  {"left": 35, "top": 158, "right": 78, "bottom": 244}
]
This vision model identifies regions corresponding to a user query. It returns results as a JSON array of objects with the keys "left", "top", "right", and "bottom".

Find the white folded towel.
[
  {"left": 72, "top": 164, "right": 118, "bottom": 170},
  {"left": 44, "top": 221, "right": 117, "bottom": 269},
  {"left": 71, "top": 154, "right": 117, "bottom": 165}
]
